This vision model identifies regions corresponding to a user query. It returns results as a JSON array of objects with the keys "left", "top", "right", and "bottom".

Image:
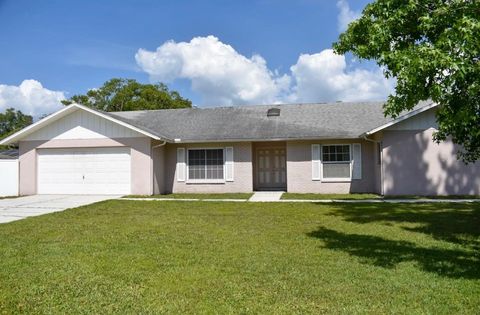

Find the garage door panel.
[{"left": 37, "top": 147, "right": 131, "bottom": 195}]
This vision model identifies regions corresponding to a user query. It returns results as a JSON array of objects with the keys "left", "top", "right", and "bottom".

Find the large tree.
[
  {"left": 0, "top": 108, "right": 33, "bottom": 140},
  {"left": 62, "top": 78, "right": 192, "bottom": 111},
  {"left": 334, "top": 0, "right": 479, "bottom": 162}
]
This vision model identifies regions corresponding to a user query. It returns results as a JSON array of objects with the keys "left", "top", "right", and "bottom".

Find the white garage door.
[{"left": 37, "top": 147, "right": 131, "bottom": 195}]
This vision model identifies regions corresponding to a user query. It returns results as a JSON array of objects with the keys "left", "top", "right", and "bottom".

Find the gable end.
[{"left": 24, "top": 109, "right": 144, "bottom": 141}]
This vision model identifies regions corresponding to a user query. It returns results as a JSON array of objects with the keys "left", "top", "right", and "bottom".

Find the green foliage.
[
  {"left": 0, "top": 200, "right": 478, "bottom": 313},
  {"left": 0, "top": 108, "right": 33, "bottom": 140},
  {"left": 334, "top": 0, "right": 480, "bottom": 162},
  {"left": 62, "top": 78, "right": 192, "bottom": 111}
]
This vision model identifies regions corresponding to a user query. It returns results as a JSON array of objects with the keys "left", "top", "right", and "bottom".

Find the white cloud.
[
  {"left": 289, "top": 49, "right": 394, "bottom": 103},
  {"left": 0, "top": 80, "right": 65, "bottom": 117},
  {"left": 136, "top": 36, "right": 394, "bottom": 106},
  {"left": 135, "top": 35, "right": 290, "bottom": 105},
  {"left": 336, "top": 0, "right": 361, "bottom": 32}
]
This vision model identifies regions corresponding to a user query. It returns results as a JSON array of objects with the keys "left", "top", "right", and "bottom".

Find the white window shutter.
[
  {"left": 312, "top": 144, "right": 321, "bottom": 181},
  {"left": 177, "top": 147, "right": 186, "bottom": 182},
  {"left": 352, "top": 143, "right": 362, "bottom": 179},
  {"left": 225, "top": 147, "right": 234, "bottom": 181}
]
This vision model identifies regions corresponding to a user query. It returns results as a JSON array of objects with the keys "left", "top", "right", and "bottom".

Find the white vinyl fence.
[{"left": 0, "top": 160, "right": 19, "bottom": 197}]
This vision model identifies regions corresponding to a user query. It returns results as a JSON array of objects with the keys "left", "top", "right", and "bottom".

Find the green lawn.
[
  {"left": 282, "top": 193, "right": 381, "bottom": 200},
  {"left": 282, "top": 193, "right": 479, "bottom": 200},
  {"left": 0, "top": 201, "right": 478, "bottom": 313},
  {"left": 384, "top": 195, "right": 480, "bottom": 199},
  {"left": 0, "top": 195, "right": 19, "bottom": 200},
  {"left": 126, "top": 193, "right": 253, "bottom": 200}
]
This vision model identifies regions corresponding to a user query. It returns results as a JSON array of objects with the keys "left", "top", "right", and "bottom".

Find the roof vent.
[{"left": 267, "top": 108, "right": 280, "bottom": 117}]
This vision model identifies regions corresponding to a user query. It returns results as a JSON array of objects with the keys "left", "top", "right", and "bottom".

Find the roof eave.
[
  {"left": 364, "top": 102, "right": 438, "bottom": 136},
  {"left": 0, "top": 103, "right": 168, "bottom": 145},
  {"left": 0, "top": 105, "right": 76, "bottom": 145},
  {"left": 173, "top": 135, "right": 363, "bottom": 143}
]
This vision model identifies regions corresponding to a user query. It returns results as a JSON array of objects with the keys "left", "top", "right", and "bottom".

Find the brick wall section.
[
  {"left": 163, "top": 142, "right": 253, "bottom": 193},
  {"left": 286, "top": 140, "right": 378, "bottom": 194}
]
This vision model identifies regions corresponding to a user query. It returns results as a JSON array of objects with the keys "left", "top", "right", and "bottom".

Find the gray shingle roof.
[{"left": 107, "top": 101, "right": 434, "bottom": 142}]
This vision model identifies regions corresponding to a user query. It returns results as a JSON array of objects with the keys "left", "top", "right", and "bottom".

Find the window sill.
[
  {"left": 186, "top": 180, "right": 226, "bottom": 185},
  {"left": 320, "top": 178, "right": 352, "bottom": 183}
]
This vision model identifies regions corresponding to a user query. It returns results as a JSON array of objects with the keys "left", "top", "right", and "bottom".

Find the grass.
[
  {"left": 282, "top": 193, "right": 381, "bottom": 200},
  {"left": 126, "top": 193, "right": 253, "bottom": 200},
  {"left": 0, "top": 201, "right": 478, "bottom": 313},
  {"left": 0, "top": 195, "right": 19, "bottom": 200},
  {"left": 282, "top": 193, "right": 479, "bottom": 200},
  {"left": 384, "top": 195, "right": 480, "bottom": 199},
  {"left": 125, "top": 193, "right": 479, "bottom": 201}
]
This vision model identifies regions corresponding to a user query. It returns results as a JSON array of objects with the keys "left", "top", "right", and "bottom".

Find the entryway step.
[{"left": 249, "top": 191, "right": 284, "bottom": 202}]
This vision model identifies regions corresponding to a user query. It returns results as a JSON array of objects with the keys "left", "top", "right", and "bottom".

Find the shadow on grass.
[
  {"left": 307, "top": 227, "right": 480, "bottom": 279},
  {"left": 320, "top": 203, "right": 480, "bottom": 250}
]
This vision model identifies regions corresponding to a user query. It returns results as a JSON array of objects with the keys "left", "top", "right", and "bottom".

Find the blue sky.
[{"left": 0, "top": 0, "right": 393, "bottom": 116}]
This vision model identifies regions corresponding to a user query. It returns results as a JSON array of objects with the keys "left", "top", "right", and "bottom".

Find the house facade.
[{"left": 1, "top": 101, "right": 479, "bottom": 196}]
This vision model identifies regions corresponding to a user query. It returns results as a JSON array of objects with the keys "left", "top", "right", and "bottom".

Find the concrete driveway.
[{"left": 0, "top": 195, "right": 120, "bottom": 224}]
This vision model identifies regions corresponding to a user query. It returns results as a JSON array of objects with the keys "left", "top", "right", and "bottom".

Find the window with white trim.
[
  {"left": 187, "top": 149, "right": 224, "bottom": 180},
  {"left": 322, "top": 144, "right": 351, "bottom": 180}
]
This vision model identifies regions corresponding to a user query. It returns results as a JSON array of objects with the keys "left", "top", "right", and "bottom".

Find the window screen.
[
  {"left": 322, "top": 145, "right": 351, "bottom": 179},
  {"left": 188, "top": 149, "right": 224, "bottom": 180}
]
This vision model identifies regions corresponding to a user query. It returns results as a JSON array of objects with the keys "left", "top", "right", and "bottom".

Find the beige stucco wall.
[
  {"left": 162, "top": 142, "right": 253, "bottom": 193},
  {"left": 382, "top": 129, "right": 480, "bottom": 195},
  {"left": 286, "top": 140, "right": 378, "bottom": 194},
  {"left": 371, "top": 132, "right": 383, "bottom": 194},
  {"left": 18, "top": 137, "right": 153, "bottom": 195},
  {"left": 152, "top": 141, "right": 166, "bottom": 194}
]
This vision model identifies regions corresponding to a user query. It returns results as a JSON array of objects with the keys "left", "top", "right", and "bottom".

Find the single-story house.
[{"left": 0, "top": 101, "right": 478, "bottom": 196}]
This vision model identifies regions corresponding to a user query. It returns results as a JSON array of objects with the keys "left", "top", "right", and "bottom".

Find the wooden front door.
[{"left": 255, "top": 147, "right": 287, "bottom": 190}]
